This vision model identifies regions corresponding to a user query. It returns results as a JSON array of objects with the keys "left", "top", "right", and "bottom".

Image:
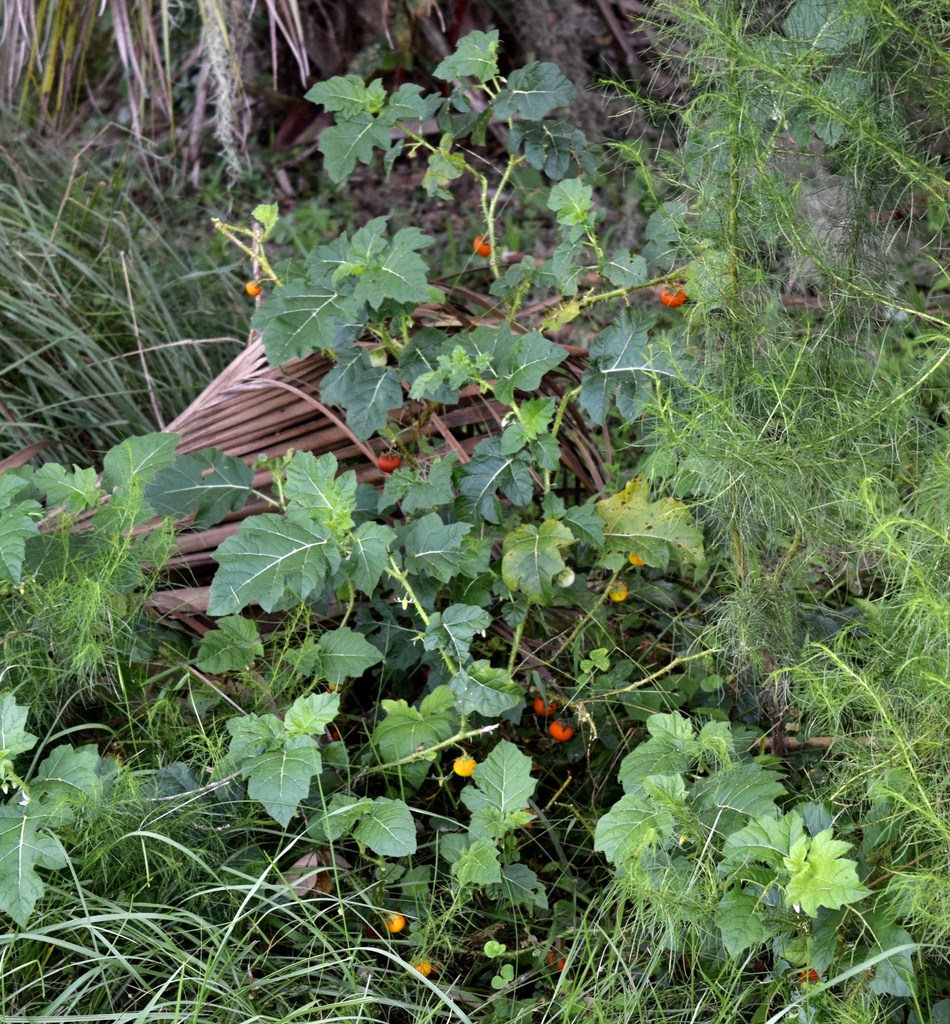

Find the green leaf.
[
  {"left": 507, "top": 120, "right": 587, "bottom": 180},
  {"left": 381, "top": 454, "right": 457, "bottom": 515},
  {"left": 101, "top": 432, "right": 180, "bottom": 493},
  {"left": 0, "top": 694, "right": 37, "bottom": 765},
  {"left": 309, "top": 793, "right": 368, "bottom": 842},
  {"left": 195, "top": 616, "right": 264, "bottom": 673},
  {"left": 694, "top": 763, "right": 786, "bottom": 839},
  {"left": 641, "top": 201, "right": 687, "bottom": 269},
  {"left": 380, "top": 83, "right": 442, "bottom": 125},
  {"left": 451, "top": 836, "right": 502, "bottom": 886},
  {"left": 403, "top": 513, "right": 471, "bottom": 583},
  {"left": 720, "top": 811, "right": 807, "bottom": 875},
  {"left": 226, "top": 712, "right": 284, "bottom": 762},
  {"left": 305, "top": 75, "right": 387, "bottom": 117},
  {"left": 398, "top": 329, "right": 460, "bottom": 405},
  {"left": 208, "top": 513, "right": 339, "bottom": 615},
  {"left": 423, "top": 146, "right": 467, "bottom": 200},
  {"left": 492, "top": 330, "right": 567, "bottom": 405},
  {"left": 547, "top": 178, "right": 597, "bottom": 242},
  {"left": 559, "top": 499, "right": 605, "bottom": 546},
  {"left": 715, "top": 886, "right": 772, "bottom": 956},
  {"left": 321, "top": 349, "right": 405, "bottom": 441},
  {"left": 243, "top": 745, "right": 322, "bottom": 827},
  {"left": 292, "top": 627, "right": 384, "bottom": 686},
  {"left": 432, "top": 30, "right": 500, "bottom": 83},
  {"left": 784, "top": 828, "right": 870, "bottom": 916},
  {"left": 0, "top": 475, "right": 39, "bottom": 585},
  {"left": 252, "top": 277, "right": 363, "bottom": 365},
  {"left": 284, "top": 452, "right": 357, "bottom": 534},
  {"left": 316, "top": 114, "right": 392, "bottom": 182},
  {"left": 449, "top": 661, "right": 524, "bottom": 717},
  {"left": 373, "top": 687, "right": 459, "bottom": 765},
  {"left": 458, "top": 438, "right": 534, "bottom": 524},
  {"left": 33, "top": 744, "right": 102, "bottom": 808},
  {"left": 346, "top": 522, "right": 396, "bottom": 594},
  {"left": 345, "top": 220, "right": 432, "bottom": 309},
  {"left": 145, "top": 448, "right": 252, "bottom": 528},
  {"left": 284, "top": 692, "right": 340, "bottom": 737},
  {"left": 593, "top": 785, "right": 678, "bottom": 867},
  {"left": 596, "top": 476, "right": 704, "bottom": 570},
  {"left": 494, "top": 62, "right": 577, "bottom": 121},
  {"left": 502, "top": 520, "right": 574, "bottom": 605},
  {"left": 617, "top": 712, "right": 696, "bottom": 788},
  {"left": 460, "top": 740, "right": 536, "bottom": 815},
  {"left": 603, "top": 250, "right": 648, "bottom": 288},
  {"left": 423, "top": 604, "right": 492, "bottom": 664},
  {"left": 0, "top": 807, "right": 67, "bottom": 926},
  {"left": 783, "top": 0, "right": 866, "bottom": 53},
  {"left": 353, "top": 797, "right": 417, "bottom": 857},
  {"left": 33, "top": 463, "right": 99, "bottom": 514},
  {"left": 579, "top": 309, "right": 673, "bottom": 424},
  {"left": 498, "top": 863, "right": 548, "bottom": 910}
]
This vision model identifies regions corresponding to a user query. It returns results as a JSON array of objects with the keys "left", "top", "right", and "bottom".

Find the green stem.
[
  {"left": 352, "top": 722, "right": 500, "bottom": 783},
  {"left": 507, "top": 618, "right": 526, "bottom": 676},
  {"left": 212, "top": 219, "right": 283, "bottom": 286}
]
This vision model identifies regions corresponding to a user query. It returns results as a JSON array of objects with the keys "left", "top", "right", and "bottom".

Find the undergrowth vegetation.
[{"left": 2, "top": 2, "right": 950, "bottom": 1023}]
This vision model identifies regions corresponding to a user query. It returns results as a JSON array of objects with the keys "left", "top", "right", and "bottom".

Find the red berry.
[
  {"left": 378, "top": 453, "right": 402, "bottom": 473},
  {"left": 533, "top": 696, "right": 558, "bottom": 716},
  {"left": 659, "top": 285, "right": 687, "bottom": 308}
]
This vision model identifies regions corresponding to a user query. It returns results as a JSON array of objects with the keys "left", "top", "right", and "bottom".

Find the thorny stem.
[{"left": 213, "top": 219, "right": 283, "bottom": 286}]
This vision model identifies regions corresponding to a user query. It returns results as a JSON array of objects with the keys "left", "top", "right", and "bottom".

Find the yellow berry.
[
  {"left": 453, "top": 755, "right": 477, "bottom": 777},
  {"left": 384, "top": 913, "right": 406, "bottom": 933},
  {"left": 628, "top": 552, "right": 645, "bottom": 566},
  {"left": 608, "top": 582, "right": 628, "bottom": 602}
]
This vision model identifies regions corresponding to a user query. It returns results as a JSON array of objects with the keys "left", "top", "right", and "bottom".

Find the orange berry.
[
  {"left": 533, "top": 696, "right": 558, "bottom": 716},
  {"left": 410, "top": 960, "right": 438, "bottom": 977},
  {"left": 608, "top": 581, "right": 628, "bottom": 602},
  {"left": 384, "top": 913, "right": 407, "bottom": 933},
  {"left": 453, "top": 755, "right": 477, "bottom": 777},
  {"left": 547, "top": 950, "right": 566, "bottom": 971},
  {"left": 549, "top": 721, "right": 574, "bottom": 742},
  {"left": 628, "top": 552, "right": 645, "bottom": 566},
  {"left": 245, "top": 280, "right": 262, "bottom": 297},
  {"left": 473, "top": 235, "right": 491, "bottom": 257},
  {"left": 659, "top": 285, "right": 687, "bottom": 307}
]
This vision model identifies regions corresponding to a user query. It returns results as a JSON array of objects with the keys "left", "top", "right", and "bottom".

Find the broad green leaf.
[
  {"left": 579, "top": 309, "right": 675, "bottom": 424},
  {"left": 32, "top": 745, "right": 102, "bottom": 820},
  {"left": 494, "top": 62, "right": 577, "bottom": 121},
  {"left": 317, "top": 114, "right": 393, "bottom": 182},
  {"left": 321, "top": 349, "right": 405, "bottom": 441},
  {"left": 593, "top": 789, "right": 676, "bottom": 867},
  {"left": 498, "top": 863, "right": 548, "bottom": 910},
  {"left": 309, "top": 793, "right": 368, "bottom": 842},
  {"left": 403, "top": 513, "right": 471, "bottom": 583},
  {"left": 373, "top": 687, "right": 459, "bottom": 764},
  {"left": 458, "top": 438, "right": 534, "bottom": 524},
  {"left": 243, "top": 745, "right": 322, "bottom": 827},
  {"left": 145, "top": 449, "right": 252, "bottom": 528},
  {"left": 346, "top": 521, "right": 396, "bottom": 594},
  {"left": 596, "top": 476, "right": 704, "bottom": 570},
  {"left": 285, "top": 452, "right": 358, "bottom": 540},
  {"left": 398, "top": 329, "right": 460, "bottom": 405},
  {"left": 353, "top": 796, "right": 417, "bottom": 856},
  {"left": 491, "top": 330, "right": 567, "bottom": 405},
  {"left": 33, "top": 463, "right": 99, "bottom": 513},
  {"left": 432, "top": 30, "right": 500, "bottom": 83},
  {"left": 543, "top": 495, "right": 605, "bottom": 546},
  {"left": 603, "top": 250, "right": 648, "bottom": 288},
  {"left": 380, "top": 454, "right": 457, "bottom": 514},
  {"left": 208, "top": 513, "right": 339, "bottom": 615},
  {"left": 381, "top": 83, "right": 442, "bottom": 125},
  {"left": 617, "top": 712, "right": 696, "bottom": 789},
  {"left": 423, "top": 604, "right": 492, "bottom": 664},
  {"left": 783, "top": 0, "right": 866, "bottom": 53},
  {"left": 0, "top": 475, "right": 39, "bottom": 585},
  {"left": 715, "top": 886, "right": 771, "bottom": 956},
  {"left": 305, "top": 75, "right": 387, "bottom": 116},
  {"left": 641, "top": 201, "right": 688, "bottom": 269},
  {"left": 507, "top": 120, "right": 587, "bottom": 180},
  {"left": 423, "top": 147, "right": 467, "bottom": 200},
  {"left": 784, "top": 828, "right": 869, "bottom": 916},
  {"left": 196, "top": 616, "right": 264, "bottom": 673},
  {"left": 451, "top": 836, "right": 502, "bottom": 886},
  {"left": 0, "top": 807, "right": 67, "bottom": 926},
  {"left": 101, "top": 432, "right": 180, "bottom": 493},
  {"left": 226, "top": 712, "right": 285, "bottom": 762},
  {"left": 502, "top": 519, "right": 574, "bottom": 604},
  {"left": 863, "top": 911, "right": 915, "bottom": 996},
  {"left": 545, "top": 238, "right": 587, "bottom": 296},
  {"left": 0, "top": 693, "right": 37, "bottom": 764},
  {"left": 345, "top": 221, "right": 432, "bottom": 310},
  {"left": 693, "top": 764, "right": 786, "bottom": 839},
  {"left": 293, "top": 627, "right": 384, "bottom": 686},
  {"left": 720, "top": 811, "right": 807, "bottom": 875},
  {"left": 284, "top": 692, "right": 340, "bottom": 737},
  {"left": 460, "top": 740, "right": 536, "bottom": 815},
  {"left": 251, "top": 278, "right": 362, "bottom": 366},
  {"left": 448, "top": 661, "right": 524, "bottom": 717}
]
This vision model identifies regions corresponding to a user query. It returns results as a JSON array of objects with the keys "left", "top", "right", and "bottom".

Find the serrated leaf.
[
  {"left": 593, "top": 788, "right": 676, "bottom": 867},
  {"left": 451, "top": 836, "right": 502, "bottom": 886},
  {"left": 284, "top": 452, "right": 356, "bottom": 534},
  {"left": 382, "top": 455, "right": 456, "bottom": 515},
  {"left": 492, "top": 330, "right": 567, "bottom": 405},
  {"left": 508, "top": 120, "right": 587, "bottom": 180},
  {"left": 380, "top": 83, "right": 442, "bottom": 125},
  {"left": 423, "top": 147, "right": 467, "bottom": 199},
  {"left": 423, "top": 604, "right": 491, "bottom": 664},
  {"left": 559, "top": 500, "right": 605, "bottom": 546},
  {"left": 458, "top": 438, "right": 534, "bottom": 524},
  {"left": 596, "top": 476, "right": 704, "bottom": 569},
  {"left": 146, "top": 448, "right": 252, "bottom": 529},
  {"left": 353, "top": 797, "right": 417, "bottom": 856},
  {"left": 544, "top": 238, "right": 587, "bottom": 295},
  {"left": 403, "top": 513, "right": 471, "bottom": 583},
  {"left": 244, "top": 745, "right": 323, "bottom": 827},
  {"left": 321, "top": 349, "right": 405, "bottom": 441},
  {"left": 784, "top": 828, "right": 869, "bottom": 916},
  {"left": 305, "top": 75, "right": 385, "bottom": 116},
  {"left": 294, "top": 627, "right": 384, "bottom": 686},
  {"left": 33, "top": 463, "right": 99, "bottom": 514},
  {"left": 461, "top": 740, "right": 536, "bottom": 815},
  {"left": 0, "top": 694, "right": 37, "bottom": 763},
  {"left": 783, "top": 0, "right": 866, "bottom": 53},
  {"left": 398, "top": 329, "right": 459, "bottom": 405},
  {"left": 346, "top": 521, "right": 396, "bottom": 594},
  {"left": 0, "top": 807, "right": 68, "bottom": 926},
  {"left": 208, "top": 513, "right": 339, "bottom": 615},
  {"left": 694, "top": 763, "right": 786, "bottom": 840},
  {"left": 448, "top": 661, "right": 523, "bottom": 717},
  {"left": 494, "top": 62, "right": 577, "bottom": 121},
  {"left": 310, "top": 793, "right": 368, "bottom": 842},
  {"left": 432, "top": 30, "right": 500, "bottom": 83},
  {"left": 317, "top": 114, "right": 393, "bottom": 182},
  {"left": 720, "top": 811, "right": 807, "bottom": 875},
  {"left": 547, "top": 178, "right": 596, "bottom": 242},
  {"left": 33, "top": 744, "right": 101, "bottom": 810},
  {"left": 195, "top": 615, "right": 263, "bottom": 673},
  {"left": 0, "top": 476, "right": 39, "bottom": 585},
  {"left": 346, "top": 220, "right": 432, "bottom": 309},
  {"left": 252, "top": 279, "right": 362, "bottom": 365},
  {"left": 502, "top": 520, "right": 574, "bottom": 605},
  {"left": 284, "top": 692, "right": 341, "bottom": 737},
  {"left": 226, "top": 712, "right": 284, "bottom": 763},
  {"left": 498, "top": 862, "right": 548, "bottom": 909},
  {"left": 715, "top": 886, "right": 772, "bottom": 956}
]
